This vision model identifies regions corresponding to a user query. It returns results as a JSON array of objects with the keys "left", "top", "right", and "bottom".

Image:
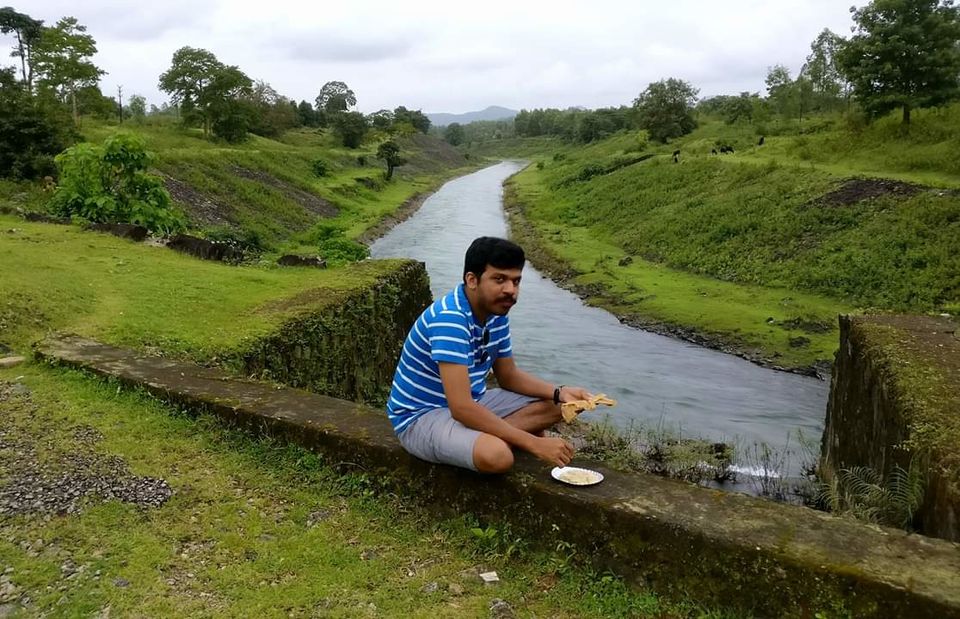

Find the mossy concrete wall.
[
  {"left": 234, "top": 260, "right": 431, "bottom": 406},
  {"left": 821, "top": 314, "right": 960, "bottom": 540},
  {"left": 36, "top": 335, "right": 960, "bottom": 618}
]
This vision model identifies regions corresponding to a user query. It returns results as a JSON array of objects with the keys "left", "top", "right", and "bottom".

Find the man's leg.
[
  {"left": 472, "top": 434, "right": 514, "bottom": 473},
  {"left": 503, "top": 399, "right": 562, "bottom": 434}
]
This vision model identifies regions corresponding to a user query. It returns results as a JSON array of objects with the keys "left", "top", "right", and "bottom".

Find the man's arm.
[
  {"left": 438, "top": 362, "right": 573, "bottom": 466},
  {"left": 493, "top": 356, "right": 592, "bottom": 403}
]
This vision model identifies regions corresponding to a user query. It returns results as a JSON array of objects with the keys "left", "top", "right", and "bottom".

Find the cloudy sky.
[{"left": 12, "top": 0, "right": 860, "bottom": 114}]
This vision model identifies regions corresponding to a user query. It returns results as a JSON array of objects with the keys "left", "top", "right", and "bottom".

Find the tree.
[
  {"left": 33, "top": 17, "right": 105, "bottom": 124},
  {"left": 393, "top": 106, "right": 430, "bottom": 133},
  {"left": 244, "top": 80, "right": 297, "bottom": 138},
  {"left": 376, "top": 140, "right": 405, "bottom": 180},
  {"left": 804, "top": 28, "right": 848, "bottom": 110},
  {"left": 633, "top": 78, "right": 699, "bottom": 143},
  {"left": 128, "top": 94, "right": 146, "bottom": 122},
  {"left": 297, "top": 100, "right": 318, "bottom": 127},
  {"left": 0, "top": 7, "right": 42, "bottom": 90},
  {"left": 315, "top": 80, "right": 356, "bottom": 116},
  {"left": 49, "top": 133, "right": 185, "bottom": 233},
  {"left": 158, "top": 47, "right": 251, "bottom": 138},
  {"left": 765, "top": 64, "right": 797, "bottom": 119},
  {"left": 368, "top": 109, "right": 393, "bottom": 130},
  {"left": 0, "top": 67, "right": 73, "bottom": 179},
  {"left": 837, "top": 0, "right": 960, "bottom": 124},
  {"left": 443, "top": 122, "right": 464, "bottom": 145},
  {"left": 331, "top": 111, "right": 367, "bottom": 148}
]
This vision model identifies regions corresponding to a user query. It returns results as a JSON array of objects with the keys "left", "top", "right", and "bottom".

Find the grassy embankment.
[
  {"left": 2, "top": 118, "right": 477, "bottom": 255},
  {"left": 0, "top": 217, "right": 726, "bottom": 617},
  {"left": 0, "top": 363, "right": 735, "bottom": 618},
  {"left": 503, "top": 106, "right": 960, "bottom": 372},
  {"left": 0, "top": 127, "right": 733, "bottom": 615}
]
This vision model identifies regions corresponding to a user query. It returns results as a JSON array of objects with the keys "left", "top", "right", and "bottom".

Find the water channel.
[{"left": 371, "top": 162, "right": 829, "bottom": 471}]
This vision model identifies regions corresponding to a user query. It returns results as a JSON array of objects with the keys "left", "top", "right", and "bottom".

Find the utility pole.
[{"left": 117, "top": 85, "right": 123, "bottom": 124}]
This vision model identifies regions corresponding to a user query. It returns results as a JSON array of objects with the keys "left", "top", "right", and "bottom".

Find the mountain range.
[{"left": 427, "top": 105, "right": 518, "bottom": 127}]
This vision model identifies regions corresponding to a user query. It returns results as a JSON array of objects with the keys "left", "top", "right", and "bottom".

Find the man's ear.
[{"left": 465, "top": 271, "right": 479, "bottom": 290}]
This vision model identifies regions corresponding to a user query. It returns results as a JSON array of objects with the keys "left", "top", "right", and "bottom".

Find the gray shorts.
[{"left": 397, "top": 389, "right": 539, "bottom": 471}]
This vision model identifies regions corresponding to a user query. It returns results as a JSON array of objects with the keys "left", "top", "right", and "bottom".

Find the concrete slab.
[{"left": 35, "top": 335, "right": 960, "bottom": 618}]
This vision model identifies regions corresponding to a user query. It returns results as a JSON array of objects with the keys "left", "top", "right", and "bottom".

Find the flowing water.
[{"left": 371, "top": 162, "right": 829, "bottom": 472}]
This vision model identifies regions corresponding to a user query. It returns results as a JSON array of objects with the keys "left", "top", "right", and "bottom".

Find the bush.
[
  {"left": 311, "top": 158, "right": 329, "bottom": 177},
  {"left": 318, "top": 236, "right": 369, "bottom": 265},
  {"left": 0, "top": 70, "right": 75, "bottom": 180},
  {"left": 203, "top": 225, "right": 265, "bottom": 253},
  {"left": 48, "top": 133, "right": 186, "bottom": 234}
]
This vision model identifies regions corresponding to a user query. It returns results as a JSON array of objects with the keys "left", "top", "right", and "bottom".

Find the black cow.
[
  {"left": 672, "top": 149, "right": 681, "bottom": 163},
  {"left": 758, "top": 136, "right": 765, "bottom": 146}
]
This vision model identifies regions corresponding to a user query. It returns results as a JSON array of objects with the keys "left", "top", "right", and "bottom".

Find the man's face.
[{"left": 469, "top": 265, "right": 522, "bottom": 316}]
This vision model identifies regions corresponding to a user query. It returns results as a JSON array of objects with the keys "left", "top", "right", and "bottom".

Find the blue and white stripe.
[{"left": 387, "top": 284, "right": 512, "bottom": 434}]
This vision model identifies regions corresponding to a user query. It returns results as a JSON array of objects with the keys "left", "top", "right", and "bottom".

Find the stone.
[
  {"left": 88, "top": 223, "right": 149, "bottom": 243},
  {"left": 113, "top": 578, "right": 130, "bottom": 588},
  {"left": 447, "top": 583, "right": 464, "bottom": 596},
  {"left": 489, "top": 598, "right": 514, "bottom": 619},
  {"left": 420, "top": 581, "right": 439, "bottom": 594},
  {"left": 166, "top": 234, "right": 243, "bottom": 264},
  {"left": 618, "top": 256, "right": 633, "bottom": 267},
  {"left": 479, "top": 571, "right": 499, "bottom": 584},
  {"left": 277, "top": 255, "right": 327, "bottom": 269},
  {"left": 0, "top": 357, "right": 25, "bottom": 369}
]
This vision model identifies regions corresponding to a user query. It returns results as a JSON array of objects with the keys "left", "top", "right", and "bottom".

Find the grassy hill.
[
  {"left": 504, "top": 106, "right": 960, "bottom": 371},
  {"left": 2, "top": 119, "right": 473, "bottom": 255}
]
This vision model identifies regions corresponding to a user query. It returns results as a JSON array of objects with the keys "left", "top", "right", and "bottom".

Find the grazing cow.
[
  {"left": 758, "top": 136, "right": 765, "bottom": 146},
  {"left": 711, "top": 148, "right": 718, "bottom": 155},
  {"left": 720, "top": 145, "right": 735, "bottom": 154},
  {"left": 672, "top": 149, "right": 680, "bottom": 163}
]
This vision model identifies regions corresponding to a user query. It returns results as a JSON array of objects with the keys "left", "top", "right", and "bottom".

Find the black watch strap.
[{"left": 553, "top": 385, "right": 565, "bottom": 405}]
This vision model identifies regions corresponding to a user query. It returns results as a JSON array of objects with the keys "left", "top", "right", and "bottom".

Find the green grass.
[
  {"left": 0, "top": 362, "right": 737, "bottom": 618},
  {"left": 0, "top": 213, "right": 404, "bottom": 360},
  {"left": 502, "top": 108, "right": 960, "bottom": 367},
  {"left": 45, "top": 120, "right": 476, "bottom": 253}
]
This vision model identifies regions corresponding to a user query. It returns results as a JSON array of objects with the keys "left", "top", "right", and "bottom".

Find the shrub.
[
  {"left": 49, "top": 133, "right": 186, "bottom": 234},
  {"left": 311, "top": 158, "right": 328, "bottom": 177},
  {"left": 318, "top": 235, "right": 369, "bottom": 265}
]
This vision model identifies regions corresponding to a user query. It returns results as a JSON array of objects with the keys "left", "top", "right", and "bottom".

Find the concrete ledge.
[{"left": 35, "top": 335, "right": 960, "bottom": 618}]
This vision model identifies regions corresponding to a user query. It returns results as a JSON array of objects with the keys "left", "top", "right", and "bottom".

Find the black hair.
[{"left": 463, "top": 236, "right": 525, "bottom": 281}]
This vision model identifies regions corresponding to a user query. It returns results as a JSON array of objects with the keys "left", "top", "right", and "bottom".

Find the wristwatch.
[{"left": 553, "top": 385, "right": 565, "bottom": 405}]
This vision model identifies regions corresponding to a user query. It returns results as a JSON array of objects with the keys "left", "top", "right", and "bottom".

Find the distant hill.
[{"left": 428, "top": 106, "right": 518, "bottom": 127}]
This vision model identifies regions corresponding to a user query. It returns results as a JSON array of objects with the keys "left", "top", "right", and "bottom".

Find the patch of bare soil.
[
  {"left": 398, "top": 133, "right": 468, "bottom": 173},
  {"left": 814, "top": 178, "right": 923, "bottom": 207},
  {"left": 159, "top": 173, "right": 237, "bottom": 227},
  {"left": 230, "top": 166, "right": 338, "bottom": 217}
]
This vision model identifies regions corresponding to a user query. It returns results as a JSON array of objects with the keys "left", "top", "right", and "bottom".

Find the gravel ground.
[{"left": 0, "top": 381, "right": 173, "bottom": 519}]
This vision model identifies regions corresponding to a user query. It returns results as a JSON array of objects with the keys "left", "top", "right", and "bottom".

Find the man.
[{"left": 387, "top": 236, "right": 594, "bottom": 473}]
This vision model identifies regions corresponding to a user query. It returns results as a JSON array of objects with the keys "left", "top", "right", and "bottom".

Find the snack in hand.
[{"left": 560, "top": 393, "right": 617, "bottom": 422}]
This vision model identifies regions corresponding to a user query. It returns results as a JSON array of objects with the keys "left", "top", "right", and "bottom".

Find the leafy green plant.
[
  {"left": 48, "top": 133, "right": 186, "bottom": 234},
  {"left": 818, "top": 460, "right": 925, "bottom": 529},
  {"left": 311, "top": 158, "right": 328, "bottom": 177}
]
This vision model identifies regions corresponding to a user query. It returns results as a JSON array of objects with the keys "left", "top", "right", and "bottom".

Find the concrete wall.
[{"left": 820, "top": 314, "right": 960, "bottom": 540}]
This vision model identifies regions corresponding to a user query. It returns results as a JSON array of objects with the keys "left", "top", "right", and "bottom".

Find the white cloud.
[{"left": 8, "top": 0, "right": 862, "bottom": 113}]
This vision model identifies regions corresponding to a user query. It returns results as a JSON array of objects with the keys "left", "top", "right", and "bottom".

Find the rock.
[
  {"left": 0, "top": 603, "right": 17, "bottom": 618},
  {"left": 447, "top": 583, "right": 464, "bottom": 596},
  {"left": 0, "top": 357, "right": 25, "bottom": 369},
  {"left": 113, "top": 578, "right": 130, "bottom": 588},
  {"left": 87, "top": 223, "right": 149, "bottom": 242},
  {"left": 489, "top": 598, "right": 514, "bottom": 619},
  {"left": 166, "top": 234, "right": 243, "bottom": 264},
  {"left": 788, "top": 336, "right": 811, "bottom": 348},
  {"left": 420, "top": 581, "right": 439, "bottom": 594},
  {"left": 23, "top": 212, "right": 70, "bottom": 224},
  {"left": 277, "top": 255, "right": 326, "bottom": 269},
  {"left": 359, "top": 549, "right": 378, "bottom": 561},
  {"left": 479, "top": 571, "right": 499, "bottom": 584},
  {"left": 618, "top": 256, "right": 633, "bottom": 267}
]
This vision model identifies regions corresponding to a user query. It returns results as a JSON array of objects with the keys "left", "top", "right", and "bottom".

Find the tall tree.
[
  {"left": 159, "top": 47, "right": 251, "bottom": 138},
  {"left": 33, "top": 17, "right": 105, "bottom": 124},
  {"left": 315, "top": 80, "right": 356, "bottom": 116},
  {"left": 0, "top": 7, "right": 42, "bottom": 91},
  {"left": 765, "top": 64, "right": 797, "bottom": 119},
  {"left": 837, "top": 0, "right": 960, "bottom": 124},
  {"left": 0, "top": 67, "right": 73, "bottom": 179},
  {"left": 804, "top": 28, "right": 847, "bottom": 110},
  {"left": 128, "top": 94, "right": 146, "bottom": 122},
  {"left": 633, "top": 78, "right": 699, "bottom": 143}
]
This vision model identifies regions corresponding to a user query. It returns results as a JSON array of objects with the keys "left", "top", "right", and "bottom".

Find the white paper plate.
[{"left": 550, "top": 466, "right": 604, "bottom": 486}]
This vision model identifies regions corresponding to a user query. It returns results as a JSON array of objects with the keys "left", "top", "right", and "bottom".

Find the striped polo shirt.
[{"left": 387, "top": 283, "right": 513, "bottom": 434}]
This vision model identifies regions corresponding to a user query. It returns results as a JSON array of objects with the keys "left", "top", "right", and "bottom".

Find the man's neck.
[{"left": 464, "top": 285, "right": 488, "bottom": 325}]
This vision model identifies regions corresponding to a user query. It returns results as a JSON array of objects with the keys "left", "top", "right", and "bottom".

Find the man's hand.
[
  {"left": 529, "top": 436, "right": 575, "bottom": 467},
  {"left": 559, "top": 385, "right": 593, "bottom": 403}
]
